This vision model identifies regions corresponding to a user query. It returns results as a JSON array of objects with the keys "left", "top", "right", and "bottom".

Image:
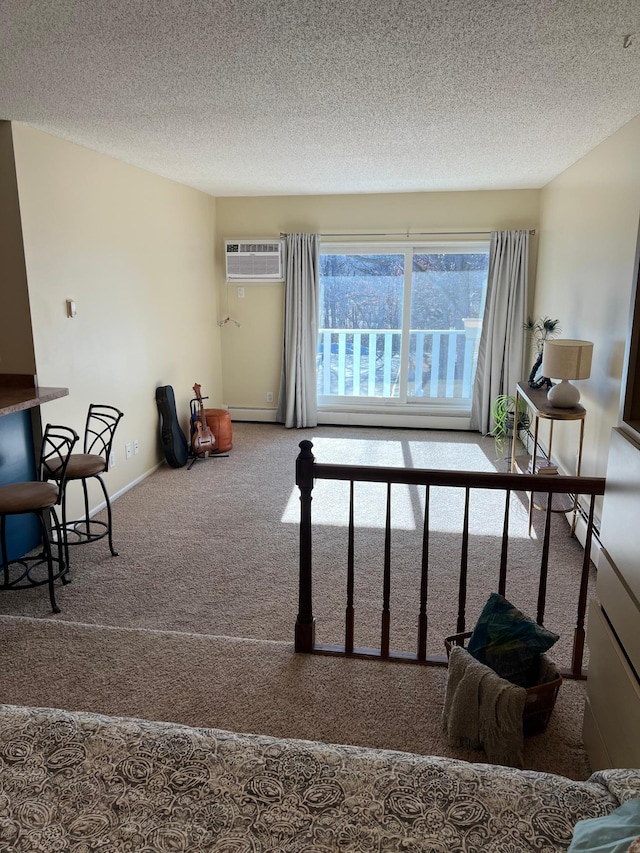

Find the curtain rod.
[{"left": 280, "top": 229, "right": 536, "bottom": 238}]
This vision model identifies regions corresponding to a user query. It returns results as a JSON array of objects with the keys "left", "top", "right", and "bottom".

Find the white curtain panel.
[
  {"left": 276, "top": 233, "right": 320, "bottom": 428},
  {"left": 470, "top": 230, "right": 529, "bottom": 434}
]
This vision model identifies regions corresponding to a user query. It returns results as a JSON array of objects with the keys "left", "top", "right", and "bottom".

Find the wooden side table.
[{"left": 511, "top": 381, "right": 586, "bottom": 535}]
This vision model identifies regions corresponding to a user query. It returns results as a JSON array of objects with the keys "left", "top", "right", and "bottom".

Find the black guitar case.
[{"left": 155, "top": 385, "right": 189, "bottom": 468}]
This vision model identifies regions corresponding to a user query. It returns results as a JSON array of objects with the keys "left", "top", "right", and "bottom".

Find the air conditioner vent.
[{"left": 225, "top": 239, "right": 284, "bottom": 282}]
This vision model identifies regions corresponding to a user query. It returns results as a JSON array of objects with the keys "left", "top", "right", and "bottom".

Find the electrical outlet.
[
  {"left": 237, "top": 287, "right": 245, "bottom": 299},
  {"left": 133, "top": 439, "right": 139, "bottom": 455},
  {"left": 266, "top": 391, "right": 274, "bottom": 403},
  {"left": 125, "top": 442, "right": 132, "bottom": 459},
  {"left": 109, "top": 452, "right": 115, "bottom": 468}
]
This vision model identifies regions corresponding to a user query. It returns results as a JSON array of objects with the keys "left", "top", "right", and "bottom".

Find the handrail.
[
  {"left": 308, "top": 461, "right": 604, "bottom": 494},
  {"left": 295, "top": 440, "right": 606, "bottom": 678}
]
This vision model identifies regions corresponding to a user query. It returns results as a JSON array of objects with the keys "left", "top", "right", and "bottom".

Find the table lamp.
[{"left": 541, "top": 339, "right": 593, "bottom": 408}]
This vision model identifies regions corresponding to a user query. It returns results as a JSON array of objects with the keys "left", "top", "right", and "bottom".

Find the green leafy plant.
[{"left": 491, "top": 394, "right": 531, "bottom": 457}]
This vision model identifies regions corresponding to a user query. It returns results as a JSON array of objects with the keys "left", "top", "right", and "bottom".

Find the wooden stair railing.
[{"left": 295, "top": 439, "right": 606, "bottom": 679}]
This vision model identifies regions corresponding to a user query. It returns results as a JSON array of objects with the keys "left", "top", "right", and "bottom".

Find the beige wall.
[
  {"left": 533, "top": 116, "right": 640, "bottom": 480},
  {"left": 0, "top": 122, "right": 36, "bottom": 374},
  {"left": 215, "top": 190, "right": 540, "bottom": 416},
  {"left": 11, "top": 123, "right": 220, "bottom": 520},
  {"left": 10, "top": 114, "right": 636, "bottom": 519}
]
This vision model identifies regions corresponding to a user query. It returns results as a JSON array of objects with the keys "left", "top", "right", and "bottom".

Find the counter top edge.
[{"left": 0, "top": 385, "right": 69, "bottom": 417}]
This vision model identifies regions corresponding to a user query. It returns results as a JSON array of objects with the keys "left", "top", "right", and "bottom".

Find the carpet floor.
[{"left": 0, "top": 423, "right": 594, "bottom": 779}]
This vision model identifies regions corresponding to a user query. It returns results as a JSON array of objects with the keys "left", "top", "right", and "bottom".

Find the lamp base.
[{"left": 547, "top": 379, "right": 580, "bottom": 408}]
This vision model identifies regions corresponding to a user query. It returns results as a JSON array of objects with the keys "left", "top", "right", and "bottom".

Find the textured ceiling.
[{"left": 1, "top": 1, "right": 639, "bottom": 197}]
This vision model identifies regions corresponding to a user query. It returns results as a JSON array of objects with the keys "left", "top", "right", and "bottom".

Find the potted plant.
[
  {"left": 524, "top": 317, "right": 561, "bottom": 388},
  {"left": 491, "top": 394, "right": 531, "bottom": 458}
]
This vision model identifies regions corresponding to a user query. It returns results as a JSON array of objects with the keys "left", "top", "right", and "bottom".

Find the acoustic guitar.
[{"left": 192, "top": 383, "right": 216, "bottom": 458}]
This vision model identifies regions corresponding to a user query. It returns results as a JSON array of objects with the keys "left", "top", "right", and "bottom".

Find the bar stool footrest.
[
  {"left": 64, "top": 518, "right": 118, "bottom": 557},
  {"left": 2, "top": 554, "right": 69, "bottom": 588},
  {"left": 65, "top": 519, "right": 108, "bottom": 545}
]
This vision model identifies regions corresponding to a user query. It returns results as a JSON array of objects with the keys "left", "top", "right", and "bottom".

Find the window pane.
[
  {"left": 408, "top": 253, "right": 489, "bottom": 401},
  {"left": 317, "top": 246, "right": 489, "bottom": 408},
  {"left": 318, "top": 254, "right": 404, "bottom": 398}
]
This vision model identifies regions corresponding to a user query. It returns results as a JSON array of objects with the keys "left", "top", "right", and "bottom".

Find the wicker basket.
[{"left": 444, "top": 632, "right": 562, "bottom": 736}]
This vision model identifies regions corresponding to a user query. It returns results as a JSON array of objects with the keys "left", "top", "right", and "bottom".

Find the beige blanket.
[{"left": 443, "top": 644, "right": 527, "bottom": 767}]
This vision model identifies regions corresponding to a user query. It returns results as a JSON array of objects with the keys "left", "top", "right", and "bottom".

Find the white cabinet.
[{"left": 583, "top": 428, "right": 640, "bottom": 769}]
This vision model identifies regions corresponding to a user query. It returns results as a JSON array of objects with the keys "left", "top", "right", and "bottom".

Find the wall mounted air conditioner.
[{"left": 225, "top": 239, "right": 284, "bottom": 282}]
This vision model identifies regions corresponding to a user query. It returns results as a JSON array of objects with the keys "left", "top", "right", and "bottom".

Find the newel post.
[{"left": 295, "top": 440, "right": 316, "bottom": 652}]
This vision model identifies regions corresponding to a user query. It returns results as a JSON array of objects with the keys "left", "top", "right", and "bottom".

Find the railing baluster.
[
  {"left": 383, "top": 333, "right": 392, "bottom": 395},
  {"left": 462, "top": 333, "right": 474, "bottom": 398},
  {"left": 338, "top": 332, "right": 346, "bottom": 395},
  {"left": 295, "top": 440, "right": 316, "bottom": 652},
  {"left": 417, "top": 485, "right": 430, "bottom": 660},
  {"left": 352, "top": 333, "right": 362, "bottom": 396},
  {"left": 317, "top": 328, "right": 475, "bottom": 403},
  {"left": 415, "top": 331, "right": 425, "bottom": 396},
  {"left": 366, "top": 334, "right": 375, "bottom": 396},
  {"left": 322, "top": 331, "right": 331, "bottom": 394},
  {"left": 345, "top": 480, "right": 355, "bottom": 654},
  {"left": 498, "top": 490, "right": 510, "bottom": 597},
  {"left": 456, "top": 487, "right": 470, "bottom": 633},
  {"left": 430, "top": 333, "right": 440, "bottom": 397},
  {"left": 381, "top": 483, "right": 392, "bottom": 657},
  {"left": 572, "top": 493, "right": 596, "bottom": 677},
  {"left": 537, "top": 494, "right": 553, "bottom": 625},
  {"left": 445, "top": 334, "right": 456, "bottom": 397},
  {"left": 295, "top": 441, "right": 606, "bottom": 677}
]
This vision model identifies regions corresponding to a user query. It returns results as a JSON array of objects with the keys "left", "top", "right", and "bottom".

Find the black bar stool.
[
  {"left": 0, "top": 423, "right": 79, "bottom": 613},
  {"left": 52, "top": 404, "right": 124, "bottom": 569}
]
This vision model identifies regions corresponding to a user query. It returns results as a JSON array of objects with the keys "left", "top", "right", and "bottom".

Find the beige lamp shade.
[
  {"left": 541, "top": 339, "right": 593, "bottom": 407},
  {"left": 542, "top": 339, "right": 593, "bottom": 380}
]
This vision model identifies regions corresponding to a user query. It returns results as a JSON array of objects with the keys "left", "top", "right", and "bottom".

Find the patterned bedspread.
[{"left": 0, "top": 703, "right": 638, "bottom": 852}]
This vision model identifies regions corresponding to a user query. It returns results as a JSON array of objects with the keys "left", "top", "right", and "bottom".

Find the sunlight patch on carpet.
[
  {"left": 308, "top": 436, "right": 498, "bottom": 473},
  {"left": 281, "top": 478, "right": 536, "bottom": 539}
]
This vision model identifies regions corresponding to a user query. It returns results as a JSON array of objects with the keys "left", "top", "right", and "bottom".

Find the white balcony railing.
[{"left": 317, "top": 327, "right": 480, "bottom": 400}]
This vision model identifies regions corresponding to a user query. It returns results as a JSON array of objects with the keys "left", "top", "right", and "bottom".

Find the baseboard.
[
  {"left": 227, "top": 407, "right": 278, "bottom": 423},
  {"left": 85, "top": 462, "right": 164, "bottom": 519},
  {"left": 227, "top": 406, "right": 471, "bottom": 430},
  {"left": 317, "top": 411, "right": 471, "bottom": 429}
]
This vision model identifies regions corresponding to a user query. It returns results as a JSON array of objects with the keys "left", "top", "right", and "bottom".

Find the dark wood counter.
[
  {"left": 0, "top": 374, "right": 68, "bottom": 417},
  {"left": 0, "top": 374, "right": 69, "bottom": 560},
  {"left": 0, "top": 385, "right": 69, "bottom": 416}
]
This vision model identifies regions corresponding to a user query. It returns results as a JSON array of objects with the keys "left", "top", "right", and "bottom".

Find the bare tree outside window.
[{"left": 317, "top": 247, "right": 489, "bottom": 404}]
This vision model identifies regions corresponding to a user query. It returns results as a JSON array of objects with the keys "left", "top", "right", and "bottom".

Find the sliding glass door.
[{"left": 317, "top": 243, "right": 489, "bottom": 411}]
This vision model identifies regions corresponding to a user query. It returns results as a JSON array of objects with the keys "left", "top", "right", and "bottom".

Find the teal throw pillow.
[
  {"left": 467, "top": 593, "right": 559, "bottom": 687},
  {"left": 568, "top": 798, "right": 640, "bottom": 852}
]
